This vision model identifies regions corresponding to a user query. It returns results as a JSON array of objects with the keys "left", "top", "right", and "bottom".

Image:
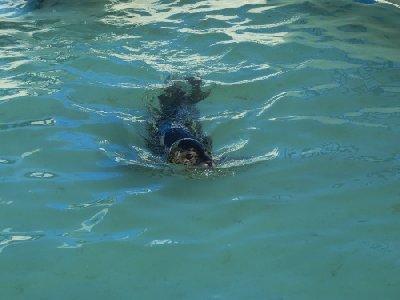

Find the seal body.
[{"left": 147, "top": 77, "right": 213, "bottom": 167}]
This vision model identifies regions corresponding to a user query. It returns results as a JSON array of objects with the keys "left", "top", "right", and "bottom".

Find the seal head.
[{"left": 168, "top": 138, "right": 213, "bottom": 168}]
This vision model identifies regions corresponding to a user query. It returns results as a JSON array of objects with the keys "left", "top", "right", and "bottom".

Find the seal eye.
[{"left": 186, "top": 153, "right": 193, "bottom": 159}]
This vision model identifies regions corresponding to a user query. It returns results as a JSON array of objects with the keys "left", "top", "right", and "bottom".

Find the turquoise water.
[{"left": 1, "top": 0, "right": 400, "bottom": 298}]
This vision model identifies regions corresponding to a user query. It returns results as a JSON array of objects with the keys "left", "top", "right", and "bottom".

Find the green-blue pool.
[{"left": 1, "top": 0, "right": 400, "bottom": 298}]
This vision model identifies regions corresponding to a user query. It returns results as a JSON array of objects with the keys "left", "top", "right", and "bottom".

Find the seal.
[{"left": 146, "top": 77, "right": 213, "bottom": 168}]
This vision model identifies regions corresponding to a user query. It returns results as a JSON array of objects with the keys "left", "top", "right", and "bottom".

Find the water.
[{"left": 1, "top": 0, "right": 400, "bottom": 298}]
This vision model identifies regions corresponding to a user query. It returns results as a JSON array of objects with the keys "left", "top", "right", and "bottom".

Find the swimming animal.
[{"left": 146, "top": 77, "right": 213, "bottom": 168}]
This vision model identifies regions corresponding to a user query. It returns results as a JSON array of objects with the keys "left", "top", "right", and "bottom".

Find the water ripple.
[
  {"left": 0, "top": 228, "right": 44, "bottom": 254},
  {"left": 1, "top": 2, "right": 400, "bottom": 295}
]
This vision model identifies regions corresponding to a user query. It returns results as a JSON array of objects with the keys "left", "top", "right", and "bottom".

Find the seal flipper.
[
  {"left": 186, "top": 76, "right": 210, "bottom": 104},
  {"left": 158, "top": 77, "right": 209, "bottom": 105}
]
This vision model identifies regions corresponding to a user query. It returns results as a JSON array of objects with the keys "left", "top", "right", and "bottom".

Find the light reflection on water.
[{"left": 0, "top": 0, "right": 400, "bottom": 298}]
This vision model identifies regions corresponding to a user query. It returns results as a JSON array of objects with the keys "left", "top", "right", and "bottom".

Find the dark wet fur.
[{"left": 146, "top": 77, "right": 212, "bottom": 162}]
